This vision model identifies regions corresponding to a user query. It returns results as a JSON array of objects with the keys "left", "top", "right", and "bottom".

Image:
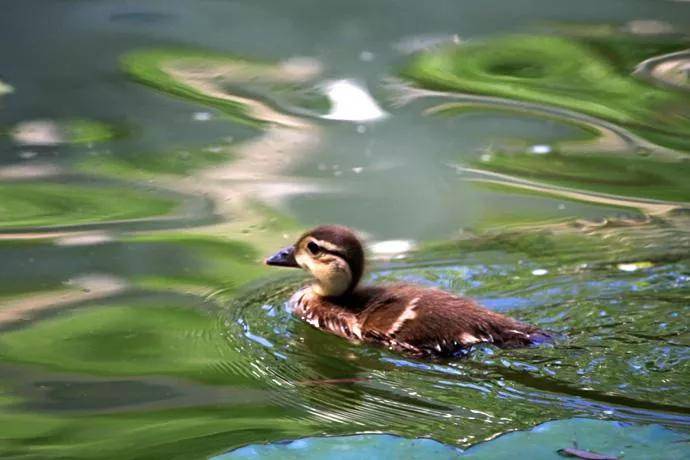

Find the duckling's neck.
[
  {"left": 311, "top": 279, "right": 351, "bottom": 298},
  {"left": 307, "top": 259, "right": 355, "bottom": 297}
]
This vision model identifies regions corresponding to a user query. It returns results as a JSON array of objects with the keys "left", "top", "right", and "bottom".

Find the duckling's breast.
[{"left": 289, "top": 287, "right": 363, "bottom": 340}]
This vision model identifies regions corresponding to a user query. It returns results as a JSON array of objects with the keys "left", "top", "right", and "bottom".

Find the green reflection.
[
  {"left": 121, "top": 49, "right": 259, "bottom": 126},
  {"left": 0, "top": 401, "right": 313, "bottom": 459},
  {"left": 66, "top": 119, "right": 117, "bottom": 145},
  {"left": 126, "top": 234, "right": 265, "bottom": 293},
  {"left": 0, "top": 80, "right": 12, "bottom": 96},
  {"left": 0, "top": 301, "right": 245, "bottom": 383},
  {"left": 403, "top": 34, "right": 690, "bottom": 151},
  {"left": 0, "top": 218, "right": 688, "bottom": 458},
  {"left": 473, "top": 151, "right": 690, "bottom": 202},
  {"left": 1, "top": 20, "right": 689, "bottom": 460},
  {"left": 121, "top": 47, "right": 323, "bottom": 130},
  {"left": 8, "top": 119, "right": 116, "bottom": 145},
  {"left": 0, "top": 183, "right": 177, "bottom": 229},
  {"left": 79, "top": 146, "right": 233, "bottom": 179}
]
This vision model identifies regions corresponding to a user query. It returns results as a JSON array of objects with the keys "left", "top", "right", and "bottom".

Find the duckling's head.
[{"left": 265, "top": 225, "right": 365, "bottom": 297}]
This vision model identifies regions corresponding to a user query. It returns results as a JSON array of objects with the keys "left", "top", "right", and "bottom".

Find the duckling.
[{"left": 265, "top": 225, "right": 549, "bottom": 358}]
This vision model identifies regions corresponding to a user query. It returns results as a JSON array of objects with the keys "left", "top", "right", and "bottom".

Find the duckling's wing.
[{"left": 358, "top": 284, "right": 545, "bottom": 356}]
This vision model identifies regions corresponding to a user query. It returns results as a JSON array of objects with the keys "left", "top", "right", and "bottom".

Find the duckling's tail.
[
  {"left": 499, "top": 324, "right": 552, "bottom": 348},
  {"left": 527, "top": 330, "right": 552, "bottom": 345}
]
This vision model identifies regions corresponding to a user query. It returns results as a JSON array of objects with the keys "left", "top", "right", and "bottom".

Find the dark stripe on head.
[{"left": 299, "top": 225, "right": 365, "bottom": 292}]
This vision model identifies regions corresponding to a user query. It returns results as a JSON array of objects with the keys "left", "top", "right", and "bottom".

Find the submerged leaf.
[{"left": 557, "top": 447, "right": 619, "bottom": 460}]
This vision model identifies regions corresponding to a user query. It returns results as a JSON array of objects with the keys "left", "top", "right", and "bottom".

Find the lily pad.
[
  {"left": 214, "top": 418, "right": 688, "bottom": 460},
  {"left": 215, "top": 434, "right": 461, "bottom": 460},
  {"left": 462, "top": 418, "right": 688, "bottom": 459}
]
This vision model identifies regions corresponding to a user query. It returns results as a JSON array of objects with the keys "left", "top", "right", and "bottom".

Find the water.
[{"left": 1, "top": 1, "right": 689, "bottom": 458}]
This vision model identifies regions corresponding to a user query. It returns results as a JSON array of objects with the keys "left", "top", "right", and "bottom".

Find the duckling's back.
[{"left": 347, "top": 283, "right": 547, "bottom": 357}]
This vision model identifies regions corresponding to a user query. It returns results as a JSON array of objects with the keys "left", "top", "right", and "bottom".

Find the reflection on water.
[{"left": 1, "top": 0, "right": 689, "bottom": 458}]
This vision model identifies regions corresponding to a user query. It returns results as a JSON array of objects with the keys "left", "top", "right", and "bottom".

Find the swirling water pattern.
[{"left": 0, "top": 1, "right": 689, "bottom": 458}]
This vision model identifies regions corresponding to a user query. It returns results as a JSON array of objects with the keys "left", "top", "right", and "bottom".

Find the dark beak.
[{"left": 265, "top": 245, "right": 299, "bottom": 268}]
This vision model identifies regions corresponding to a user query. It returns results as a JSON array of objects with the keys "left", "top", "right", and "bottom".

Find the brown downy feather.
[{"left": 292, "top": 283, "right": 549, "bottom": 358}]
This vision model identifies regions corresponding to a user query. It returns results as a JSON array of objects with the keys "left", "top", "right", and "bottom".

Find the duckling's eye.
[{"left": 307, "top": 241, "right": 321, "bottom": 255}]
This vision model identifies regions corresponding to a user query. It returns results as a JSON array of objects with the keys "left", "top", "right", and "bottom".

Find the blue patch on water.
[
  {"left": 215, "top": 434, "right": 462, "bottom": 460},
  {"left": 214, "top": 418, "right": 688, "bottom": 460}
]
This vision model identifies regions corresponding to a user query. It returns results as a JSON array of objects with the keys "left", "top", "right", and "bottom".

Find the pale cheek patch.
[
  {"left": 295, "top": 253, "right": 311, "bottom": 271},
  {"left": 301, "top": 254, "right": 352, "bottom": 297}
]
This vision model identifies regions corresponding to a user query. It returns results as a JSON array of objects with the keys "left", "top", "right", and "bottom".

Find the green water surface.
[{"left": 0, "top": 1, "right": 689, "bottom": 458}]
